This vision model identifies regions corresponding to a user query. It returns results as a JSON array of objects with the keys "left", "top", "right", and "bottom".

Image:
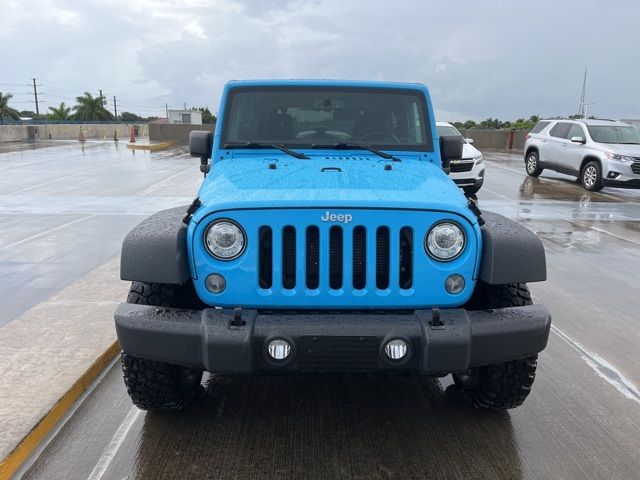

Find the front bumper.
[
  {"left": 115, "top": 303, "right": 551, "bottom": 374},
  {"left": 451, "top": 163, "right": 485, "bottom": 189},
  {"left": 603, "top": 178, "right": 640, "bottom": 189}
]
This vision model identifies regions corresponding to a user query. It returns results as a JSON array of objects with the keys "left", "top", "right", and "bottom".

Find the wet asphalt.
[
  {"left": 0, "top": 140, "right": 198, "bottom": 326},
  {"left": 3, "top": 142, "right": 639, "bottom": 479}
]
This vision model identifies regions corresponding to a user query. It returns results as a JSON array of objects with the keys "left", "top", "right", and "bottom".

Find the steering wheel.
[
  {"left": 297, "top": 126, "right": 336, "bottom": 139},
  {"left": 358, "top": 132, "right": 401, "bottom": 143}
]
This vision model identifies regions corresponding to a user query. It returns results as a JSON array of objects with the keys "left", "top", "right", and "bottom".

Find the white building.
[{"left": 167, "top": 109, "right": 202, "bottom": 125}]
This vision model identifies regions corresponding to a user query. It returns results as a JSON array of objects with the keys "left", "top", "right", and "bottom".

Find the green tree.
[
  {"left": 72, "top": 92, "right": 114, "bottom": 121},
  {"left": 19, "top": 110, "right": 39, "bottom": 118},
  {"left": 463, "top": 120, "right": 477, "bottom": 130},
  {"left": 0, "top": 92, "right": 20, "bottom": 121},
  {"left": 47, "top": 102, "right": 72, "bottom": 121},
  {"left": 193, "top": 107, "right": 216, "bottom": 124},
  {"left": 120, "top": 111, "right": 144, "bottom": 122}
]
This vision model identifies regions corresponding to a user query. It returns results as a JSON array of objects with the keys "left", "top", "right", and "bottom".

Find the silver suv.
[{"left": 523, "top": 119, "right": 640, "bottom": 191}]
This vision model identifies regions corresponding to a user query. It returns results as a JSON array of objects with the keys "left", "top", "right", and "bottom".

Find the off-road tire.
[
  {"left": 122, "top": 354, "right": 202, "bottom": 412},
  {"left": 454, "top": 282, "right": 538, "bottom": 409},
  {"left": 580, "top": 160, "right": 603, "bottom": 192},
  {"left": 127, "top": 281, "right": 204, "bottom": 309},
  {"left": 122, "top": 281, "right": 204, "bottom": 411},
  {"left": 525, "top": 150, "right": 543, "bottom": 177}
]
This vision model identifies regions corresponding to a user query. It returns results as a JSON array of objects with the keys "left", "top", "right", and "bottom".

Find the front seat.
[{"left": 267, "top": 112, "right": 294, "bottom": 141}]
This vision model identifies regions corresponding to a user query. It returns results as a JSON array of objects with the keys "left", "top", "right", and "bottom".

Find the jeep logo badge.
[{"left": 321, "top": 211, "right": 353, "bottom": 224}]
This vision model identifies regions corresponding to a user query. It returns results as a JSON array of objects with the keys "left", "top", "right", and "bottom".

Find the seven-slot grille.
[
  {"left": 449, "top": 160, "right": 474, "bottom": 173},
  {"left": 258, "top": 225, "right": 414, "bottom": 291}
]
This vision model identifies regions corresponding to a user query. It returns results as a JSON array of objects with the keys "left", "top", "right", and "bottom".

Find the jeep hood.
[{"left": 194, "top": 155, "right": 474, "bottom": 223}]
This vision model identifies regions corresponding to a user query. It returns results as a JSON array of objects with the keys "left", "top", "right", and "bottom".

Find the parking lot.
[{"left": 2, "top": 141, "right": 639, "bottom": 479}]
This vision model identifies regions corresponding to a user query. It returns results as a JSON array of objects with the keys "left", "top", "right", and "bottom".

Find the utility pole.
[
  {"left": 99, "top": 89, "right": 104, "bottom": 106},
  {"left": 183, "top": 102, "right": 187, "bottom": 110},
  {"left": 165, "top": 103, "right": 169, "bottom": 119},
  {"left": 113, "top": 96, "right": 118, "bottom": 119},
  {"left": 32, "top": 78, "right": 40, "bottom": 117},
  {"left": 578, "top": 68, "right": 588, "bottom": 117}
]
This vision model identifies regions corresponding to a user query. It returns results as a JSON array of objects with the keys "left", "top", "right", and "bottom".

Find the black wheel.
[
  {"left": 127, "top": 281, "right": 204, "bottom": 309},
  {"left": 122, "top": 281, "right": 204, "bottom": 411},
  {"left": 580, "top": 160, "right": 603, "bottom": 191},
  {"left": 454, "top": 282, "right": 538, "bottom": 409},
  {"left": 525, "top": 150, "right": 543, "bottom": 177},
  {"left": 122, "top": 353, "right": 202, "bottom": 412}
]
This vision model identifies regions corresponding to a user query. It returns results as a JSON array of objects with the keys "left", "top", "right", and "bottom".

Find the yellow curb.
[
  {"left": 126, "top": 141, "right": 176, "bottom": 152},
  {"left": 0, "top": 342, "right": 120, "bottom": 479}
]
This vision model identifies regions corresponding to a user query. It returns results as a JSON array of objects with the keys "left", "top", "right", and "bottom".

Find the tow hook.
[
  {"left": 231, "top": 306, "right": 245, "bottom": 327},
  {"left": 430, "top": 306, "right": 444, "bottom": 327}
]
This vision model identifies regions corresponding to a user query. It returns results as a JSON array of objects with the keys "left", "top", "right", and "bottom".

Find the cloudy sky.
[{"left": 1, "top": 0, "right": 639, "bottom": 121}]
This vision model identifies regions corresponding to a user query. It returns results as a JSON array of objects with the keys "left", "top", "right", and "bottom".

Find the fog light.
[
  {"left": 445, "top": 274, "right": 465, "bottom": 294},
  {"left": 607, "top": 171, "right": 620, "bottom": 179},
  {"left": 384, "top": 339, "right": 408, "bottom": 360},
  {"left": 205, "top": 273, "right": 226, "bottom": 294},
  {"left": 267, "top": 339, "right": 291, "bottom": 361}
]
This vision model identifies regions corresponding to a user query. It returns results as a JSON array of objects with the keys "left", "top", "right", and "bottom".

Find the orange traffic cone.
[
  {"left": 78, "top": 128, "right": 85, "bottom": 142},
  {"left": 129, "top": 126, "right": 136, "bottom": 143}
]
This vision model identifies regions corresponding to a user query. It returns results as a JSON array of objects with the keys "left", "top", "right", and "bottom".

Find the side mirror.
[
  {"left": 465, "top": 138, "right": 474, "bottom": 144},
  {"left": 189, "top": 131, "right": 213, "bottom": 174},
  {"left": 439, "top": 135, "right": 463, "bottom": 174},
  {"left": 570, "top": 136, "right": 586, "bottom": 144}
]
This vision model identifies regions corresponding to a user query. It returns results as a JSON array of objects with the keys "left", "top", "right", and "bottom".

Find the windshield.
[
  {"left": 587, "top": 125, "right": 640, "bottom": 144},
  {"left": 221, "top": 86, "right": 432, "bottom": 151},
  {"left": 436, "top": 125, "right": 462, "bottom": 138}
]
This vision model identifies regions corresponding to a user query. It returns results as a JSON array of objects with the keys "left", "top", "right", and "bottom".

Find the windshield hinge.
[
  {"left": 466, "top": 197, "right": 485, "bottom": 226},
  {"left": 183, "top": 198, "right": 201, "bottom": 225}
]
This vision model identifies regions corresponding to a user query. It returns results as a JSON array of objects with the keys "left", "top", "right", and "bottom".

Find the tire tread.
[{"left": 456, "top": 282, "right": 538, "bottom": 409}]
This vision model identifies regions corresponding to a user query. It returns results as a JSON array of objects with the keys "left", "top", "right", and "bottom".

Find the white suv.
[
  {"left": 436, "top": 122, "right": 485, "bottom": 194},
  {"left": 523, "top": 119, "right": 640, "bottom": 191}
]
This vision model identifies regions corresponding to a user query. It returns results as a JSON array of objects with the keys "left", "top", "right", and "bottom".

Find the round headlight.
[
  {"left": 425, "top": 222, "right": 465, "bottom": 261},
  {"left": 204, "top": 220, "right": 246, "bottom": 260}
]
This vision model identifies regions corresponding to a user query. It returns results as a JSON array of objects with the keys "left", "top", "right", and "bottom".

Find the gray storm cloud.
[{"left": 1, "top": 0, "right": 639, "bottom": 121}]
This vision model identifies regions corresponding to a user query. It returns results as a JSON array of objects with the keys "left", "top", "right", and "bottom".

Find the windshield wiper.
[
  {"left": 311, "top": 142, "right": 401, "bottom": 162},
  {"left": 223, "top": 142, "right": 309, "bottom": 159}
]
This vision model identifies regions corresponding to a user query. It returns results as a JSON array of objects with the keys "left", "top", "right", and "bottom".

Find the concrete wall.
[
  {"left": 458, "top": 129, "right": 526, "bottom": 151},
  {"left": 0, "top": 124, "right": 148, "bottom": 142},
  {"left": 146, "top": 125, "right": 524, "bottom": 149},
  {"left": 3, "top": 123, "right": 526, "bottom": 150},
  {"left": 0, "top": 125, "right": 28, "bottom": 142},
  {"left": 149, "top": 123, "right": 215, "bottom": 144}
]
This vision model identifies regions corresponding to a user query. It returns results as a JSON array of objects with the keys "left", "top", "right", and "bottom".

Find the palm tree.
[
  {"left": 73, "top": 92, "right": 114, "bottom": 121},
  {"left": 0, "top": 92, "right": 20, "bottom": 121},
  {"left": 48, "top": 102, "right": 72, "bottom": 121}
]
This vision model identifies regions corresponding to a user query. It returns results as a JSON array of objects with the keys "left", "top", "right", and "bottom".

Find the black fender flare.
[
  {"left": 120, "top": 206, "right": 191, "bottom": 284},
  {"left": 479, "top": 211, "right": 547, "bottom": 285}
]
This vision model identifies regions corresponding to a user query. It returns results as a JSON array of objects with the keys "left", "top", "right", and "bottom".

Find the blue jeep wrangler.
[{"left": 115, "top": 80, "right": 551, "bottom": 411}]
